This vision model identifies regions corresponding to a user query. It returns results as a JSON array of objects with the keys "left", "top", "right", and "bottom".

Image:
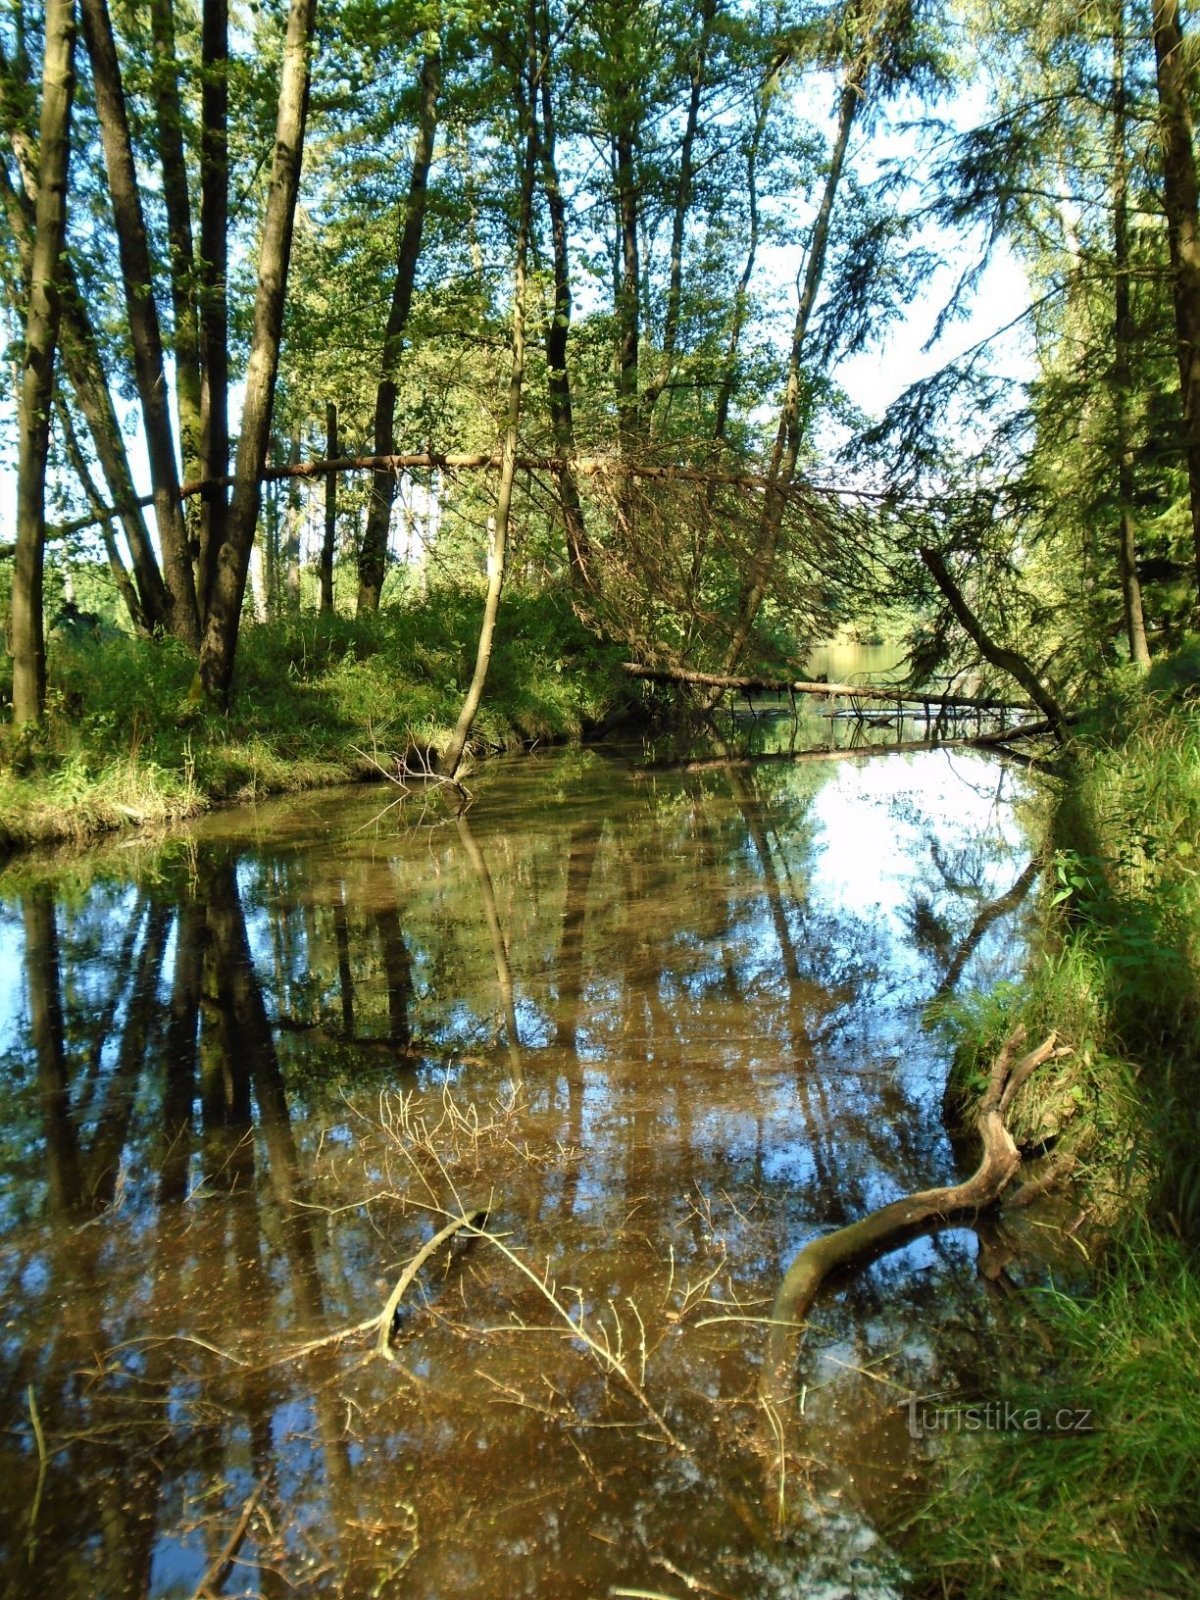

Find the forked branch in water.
[{"left": 763, "top": 1027, "right": 1067, "bottom": 1398}]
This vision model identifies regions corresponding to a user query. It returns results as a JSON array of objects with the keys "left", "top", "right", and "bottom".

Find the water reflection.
[{"left": 0, "top": 746, "right": 1044, "bottom": 1598}]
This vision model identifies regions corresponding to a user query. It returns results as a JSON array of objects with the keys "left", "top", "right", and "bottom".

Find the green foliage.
[{"left": 901, "top": 1228, "right": 1200, "bottom": 1600}]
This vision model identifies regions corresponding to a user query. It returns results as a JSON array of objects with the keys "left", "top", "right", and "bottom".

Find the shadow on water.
[{"left": 0, "top": 742, "right": 1054, "bottom": 1598}]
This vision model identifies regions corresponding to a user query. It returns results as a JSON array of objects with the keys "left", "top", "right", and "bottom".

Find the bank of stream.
[{"left": 0, "top": 737, "right": 1068, "bottom": 1598}]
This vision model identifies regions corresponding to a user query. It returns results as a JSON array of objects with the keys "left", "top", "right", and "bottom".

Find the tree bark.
[
  {"left": 920, "top": 547, "right": 1068, "bottom": 735},
  {"left": 356, "top": 43, "right": 440, "bottom": 615},
  {"left": 196, "top": 0, "right": 229, "bottom": 621},
  {"left": 147, "top": 0, "right": 204, "bottom": 524},
  {"left": 535, "top": 4, "right": 592, "bottom": 592},
  {"left": 320, "top": 401, "right": 337, "bottom": 613},
  {"left": 196, "top": 0, "right": 317, "bottom": 706},
  {"left": 1113, "top": 0, "right": 1150, "bottom": 668},
  {"left": 10, "top": 0, "right": 75, "bottom": 725},
  {"left": 1151, "top": 0, "right": 1200, "bottom": 599},
  {"left": 439, "top": 20, "right": 536, "bottom": 781},
  {"left": 80, "top": 0, "right": 199, "bottom": 644}
]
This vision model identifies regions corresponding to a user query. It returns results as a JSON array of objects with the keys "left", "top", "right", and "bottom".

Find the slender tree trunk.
[
  {"left": 320, "top": 401, "right": 337, "bottom": 613},
  {"left": 284, "top": 425, "right": 302, "bottom": 614},
  {"left": 720, "top": 72, "right": 859, "bottom": 674},
  {"left": 641, "top": 0, "right": 715, "bottom": 425},
  {"left": 1113, "top": 0, "right": 1150, "bottom": 668},
  {"left": 80, "top": 0, "right": 199, "bottom": 644},
  {"left": 0, "top": 149, "right": 169, "bottom": 633},
  {"left": 712, "top": 84, "right": 771, "bottom": 446},
  {"left": 0, "top": 67, "right": 173, "bottom": 632},
  {"left": 1151, "top": 0, "right": 1200, "bottom": 597},
  {"left": 147, "top": 0, "right": 203, "bottom": 520},
  {"left": 197, "top": 0, "right": 229, "bottom": 620},
  {"left": 56, "top": 397, "right": 147, "bottom": 631},
  {"left": 535, "top": 4, "right": 591, "bottom": 591},
  {"left": 196, "top": 0, "right": 317, "bottom": 706},
  {"left": 614, "top": 118, "right": 640, "bottom": 452},
  {"left": 10, "top": 0, "right": 75, "bottom": 726},
  {"left": 440, "top": 21, "right": 536, "bottom": 782},
  {"left": 356, "top": 43, "right": 440, "bottom": 615}
]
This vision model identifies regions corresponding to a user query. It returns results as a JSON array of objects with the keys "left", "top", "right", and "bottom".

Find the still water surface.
[{"left": 0, "top": 741, "right": 1044, "bottom": 1598}]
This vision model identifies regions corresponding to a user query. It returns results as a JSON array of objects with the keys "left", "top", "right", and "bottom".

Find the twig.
[
  {"left": 190, "top": 1476, "right": 267, "bottom": 1600},
  {"left": 24, "top": 1386, "right": 46, "bottom": 1558},
  {"left": 376, "top": 1209, "right": 488, "bottom": 1361}
]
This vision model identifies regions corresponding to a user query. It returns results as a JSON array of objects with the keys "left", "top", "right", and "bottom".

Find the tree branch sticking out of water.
[{"left": 762, "top": 1027, "right": 1069, "bottom": 1402}]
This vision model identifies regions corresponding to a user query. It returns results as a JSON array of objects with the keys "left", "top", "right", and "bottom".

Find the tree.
[
  {"left": 10, "top": 0, "right": 76, "bottom": 725},
  {"left": 196, "top": 0, "right": 319, "bottom": 706}
]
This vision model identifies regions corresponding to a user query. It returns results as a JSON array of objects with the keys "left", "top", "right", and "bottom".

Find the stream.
[{"left": 0, "top": 736, "right": 1052, "bottom": 1598}]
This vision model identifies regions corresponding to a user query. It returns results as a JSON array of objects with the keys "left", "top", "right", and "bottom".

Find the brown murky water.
[{"left": 0, "top": 739, "right": 1049, "bottom": 1598}]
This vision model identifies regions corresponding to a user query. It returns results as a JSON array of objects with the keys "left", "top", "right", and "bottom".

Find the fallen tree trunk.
[
  {"left": 622, "top": 661, "right": 1033, "bottom": 714},
  {"left": 763, "top": 1028, "right": 1065, "bottom": 1398},
  {"left": 637, "top": 724, "right": 1056, "bottom": 776}
]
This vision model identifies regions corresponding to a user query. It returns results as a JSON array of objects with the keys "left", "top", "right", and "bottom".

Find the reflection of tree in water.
[{"left": 0, "top": 753, "right": 1042, "bottom": 1598}]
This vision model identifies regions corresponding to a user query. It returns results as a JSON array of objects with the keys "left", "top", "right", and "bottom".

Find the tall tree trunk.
[
  {"left": 440, "top": 21, "right": 536, "bottom": 782},
  {"left": 196, "top": 0, "right": 317, "bottom": 706},
  {"left": 1113, "top": 0, "right": 1151, "bottom": 668},
  {"left": 614, "top": 117, "right": 640, "bottom": 452},
  {"left": 641, "top": 0, "right": 715, "bottom": 425},
  {"left": 356, "top": 43, "right": 440, "bottom": 615},
  {"left": 719, "top": 71, "right": 859, "bottom": 674},
  {"left": 10, "top": 0, "right": 75, "bottom": 726},
  {"left": 1151, "top": 0, "right": 1200, "bottom": 598},
  {"left": 0, "top": 131, "right": 171, "bottom": 633},
  {"left": 320, "top": 400, "right": 337, "bottom": 613},
  {"left": 80, "top": 0, "right": 199, "bottom": 644},
  {"left": 535, "top": 3, "right": 591, "bottom": 592},
  {"left": 197, "top": 0, "right": 229, "bottom": 621},
  {"left": 147, "top": 0, "right": 203, "bottom": 525}
]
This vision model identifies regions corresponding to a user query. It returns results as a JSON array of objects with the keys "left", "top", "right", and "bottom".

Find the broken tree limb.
[
  {"left": 621, "top": 661, "right": 1034, "bottom": 714},
  {"left": 763, "top": 1027, "right": 1063, "bottom": 1398},
  {"left": 376, "top": 1207, "right": 488, "bottom": 1361}
]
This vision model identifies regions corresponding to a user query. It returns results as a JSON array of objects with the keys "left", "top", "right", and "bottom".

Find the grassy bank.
[
  {"left": 0, "top": 584, "right": 629, "bottom": 851},
  {"left": 902, "top": 655, "right": 1200, "bottom": 1598}
]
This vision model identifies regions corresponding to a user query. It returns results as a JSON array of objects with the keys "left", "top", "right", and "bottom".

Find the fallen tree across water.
[
  {"left": 621, "top": 660, "right": 1034, "bottom": 715},
  {"left": 762, "top": 1027, "right": 1069, "bottom": 1399},
  {"left": 637, "top": 721, "right": 1060, "bottom": 777}
]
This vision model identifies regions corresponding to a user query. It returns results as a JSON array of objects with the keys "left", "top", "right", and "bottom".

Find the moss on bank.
[
  {"left": 0, "top": 585, "right": 630, "bottom": 851},
  {"left": 902, "top": 654, "right": 1200, "bottom": 1598}
]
